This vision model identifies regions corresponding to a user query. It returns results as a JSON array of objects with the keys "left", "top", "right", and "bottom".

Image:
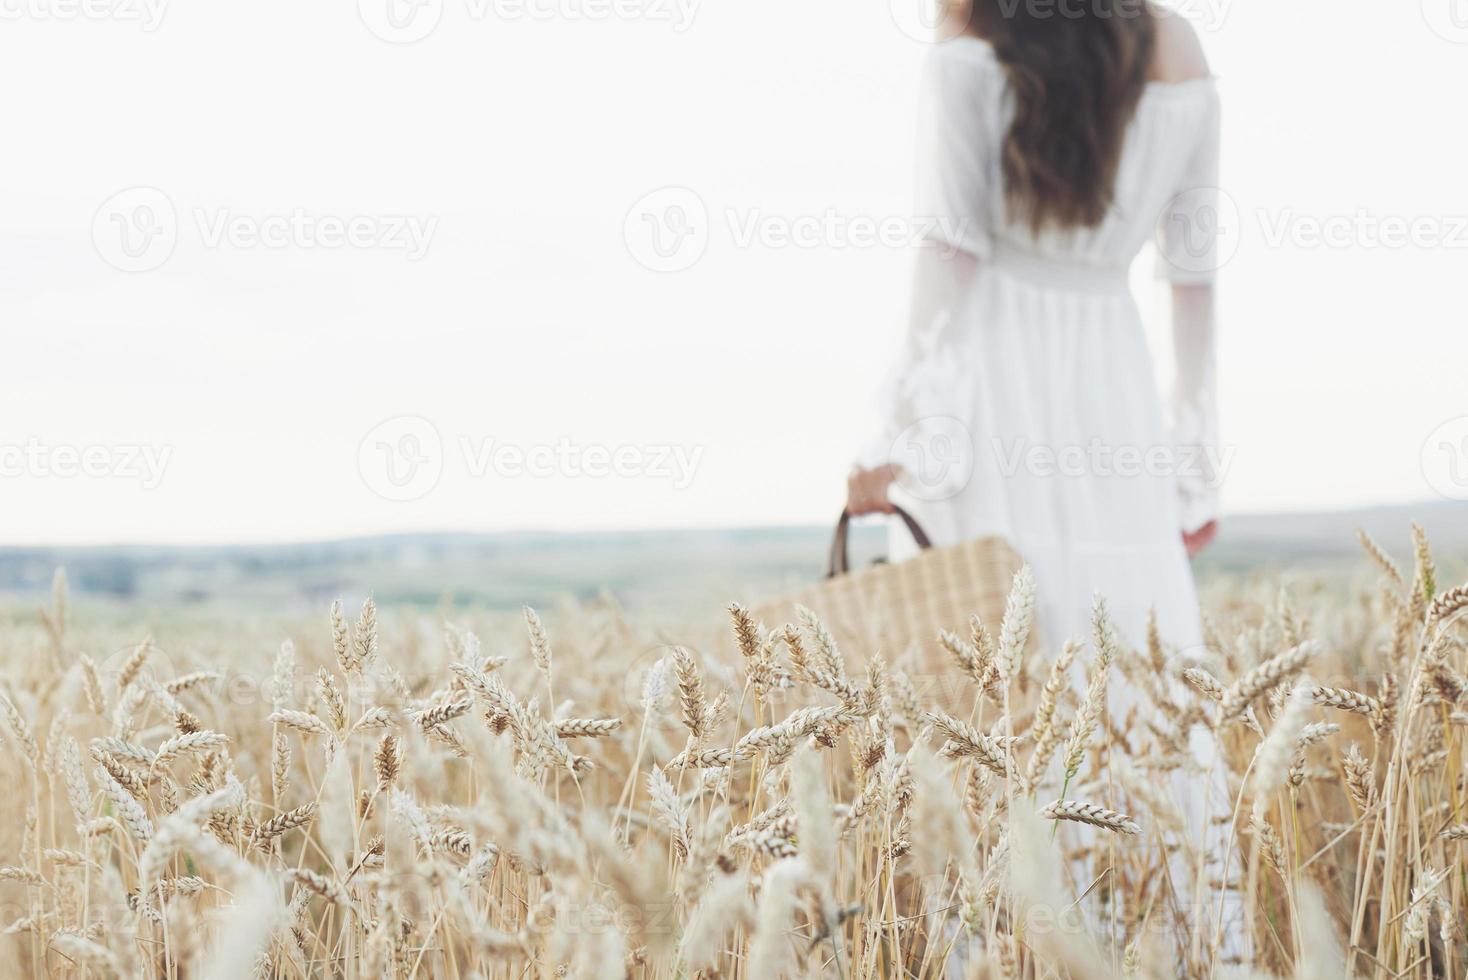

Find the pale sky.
[{"left": 2, "top": 0, "right": 1466, "bottom": 545}]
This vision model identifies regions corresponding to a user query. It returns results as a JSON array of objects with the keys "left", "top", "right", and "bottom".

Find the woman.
[
  {"left": 848, "top": 3, "right": 1236, "bottom": 959},
  {"left": 848, "top": 0, "right": 1222, "bottom": 658}
]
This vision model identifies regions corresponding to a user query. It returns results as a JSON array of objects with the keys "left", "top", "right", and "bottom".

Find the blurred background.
[{"left": 1, "top": 0, "right": 1464, "bottom": 612}]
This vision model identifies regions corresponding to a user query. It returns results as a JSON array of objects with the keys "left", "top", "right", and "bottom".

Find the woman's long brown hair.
[{"left": 968, "top": 0, "right": 1157, "bottom": 232}]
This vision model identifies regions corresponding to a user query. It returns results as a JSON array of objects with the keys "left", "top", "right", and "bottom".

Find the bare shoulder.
[{"left": 1149, "top": 6, "right": 1212, "bottom": 83}]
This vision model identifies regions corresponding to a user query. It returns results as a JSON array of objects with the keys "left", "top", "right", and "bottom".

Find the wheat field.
[{"left": 0, "top": 526, "right": 1462, "bottom": 978}]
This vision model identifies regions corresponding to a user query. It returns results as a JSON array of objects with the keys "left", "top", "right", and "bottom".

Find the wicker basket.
[{"left": 754, "top": 507, "right": 1024, "bottom": 669}]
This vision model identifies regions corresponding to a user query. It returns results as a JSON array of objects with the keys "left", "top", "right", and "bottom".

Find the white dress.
[{"left": 865, "top": 36, "right": 1223, "bottom": 657}]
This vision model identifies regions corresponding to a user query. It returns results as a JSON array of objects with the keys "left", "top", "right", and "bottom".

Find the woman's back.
[
  {"left": 917, "top": 25, "right": 1220, "bottom": 279},
  {"left": 859, "top": 11, "right": 1225, "bottom": 651}
]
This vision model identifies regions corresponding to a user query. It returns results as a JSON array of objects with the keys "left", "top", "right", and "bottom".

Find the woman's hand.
[
  {"left": 846, "top": 464, "right": 901, "bottom": 516},
  {"left": 1183, "top": 520, "right": 1218, "bottom": 558}
]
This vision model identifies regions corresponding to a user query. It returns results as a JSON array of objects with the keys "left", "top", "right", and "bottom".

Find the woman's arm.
[
  {"left": 849, "top": 245, "right": 980, "bottom": 515},
  {"left": 1151, "top": 11, "right": 1223, "bottom": 550},
  {"left": 1155, "top": 70, "right": 1224, "bottom": 542},
  {"left": 1171, "top": 281, "right": 1221, "bottom": 547},
  {"left": 849, "top": 45, "right": 996, "bottom": 515}
]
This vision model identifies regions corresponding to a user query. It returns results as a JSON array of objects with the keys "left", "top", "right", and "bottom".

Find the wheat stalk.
[{"left": 1041, "top": 799, "right": 1140, "bottom": 835}]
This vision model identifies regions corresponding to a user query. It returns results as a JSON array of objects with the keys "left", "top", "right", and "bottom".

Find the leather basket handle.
[{"left": 826, "top": 505, "right": 933, "bottom": 579}]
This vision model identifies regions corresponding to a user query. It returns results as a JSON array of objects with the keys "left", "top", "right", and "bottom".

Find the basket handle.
[{"left": 826, "top": 505, "right": 933, "bottom": 579}]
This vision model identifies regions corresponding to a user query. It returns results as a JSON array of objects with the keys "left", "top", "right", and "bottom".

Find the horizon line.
[{"left": 0, "top": 496, "right": 1452, "bottom": 553}]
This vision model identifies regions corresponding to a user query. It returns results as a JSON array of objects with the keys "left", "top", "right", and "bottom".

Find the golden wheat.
[{"left": 0, "top": 530, "right": 1459, "bottom": 977}]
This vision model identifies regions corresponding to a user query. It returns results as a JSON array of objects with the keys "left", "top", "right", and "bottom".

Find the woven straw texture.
[{"left": 755, "top": 534, "right": 1023, "bottom": 667}]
